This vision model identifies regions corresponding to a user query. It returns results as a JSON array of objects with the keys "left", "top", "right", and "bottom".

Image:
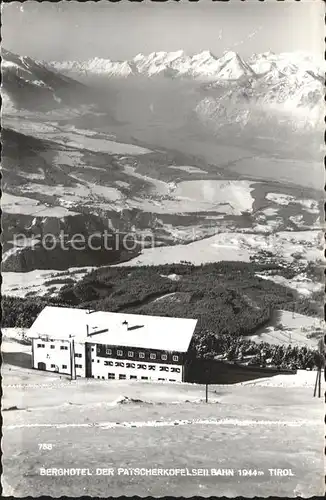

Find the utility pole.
[
  {"left": 313, "top": 338, "right": 324, "bottom": 398},
  {"left": 70, "top": 338, "right": 76, "bottom": 381}
]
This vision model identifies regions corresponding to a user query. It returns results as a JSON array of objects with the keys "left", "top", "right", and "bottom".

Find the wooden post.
[
  {"left": 205, "top": 383, "right": 208, "bottom": 403},
  {"left": 313, "top": 369, "right": 321, "bottom": 398},
  {"left": 313, "top": 369, "right": 318, "bottom": 397}
]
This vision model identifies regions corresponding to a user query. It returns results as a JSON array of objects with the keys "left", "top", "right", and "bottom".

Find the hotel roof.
[{"left": 28, "top": 306, "right": 197, "bottom": 353}]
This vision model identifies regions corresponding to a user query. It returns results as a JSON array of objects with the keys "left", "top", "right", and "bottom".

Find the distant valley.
[{"left": 1, "top": 48, "right": 323, "bottom": 302}]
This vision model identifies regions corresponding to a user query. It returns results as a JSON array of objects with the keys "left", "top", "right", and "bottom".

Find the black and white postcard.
[{"left": 1, "top": 1, "right": 324, "bottom": 497}]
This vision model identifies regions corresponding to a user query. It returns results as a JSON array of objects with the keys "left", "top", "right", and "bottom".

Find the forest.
[{"left": 2, "top": 261, "right": 323, "bottom": 369}]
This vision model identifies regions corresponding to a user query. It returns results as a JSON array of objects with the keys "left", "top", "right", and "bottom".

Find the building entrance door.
[{"left": 38, "top": 362, "right": 46, "bottom": 371}]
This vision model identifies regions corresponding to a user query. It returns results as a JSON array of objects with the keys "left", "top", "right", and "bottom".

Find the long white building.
[{"left": 28, "top": 306, "right": 198, "bottom": 383}]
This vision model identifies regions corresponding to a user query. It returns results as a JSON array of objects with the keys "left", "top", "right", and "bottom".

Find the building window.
[
  {"left": 161, "top": 354, "right": 167, "bottom": 361},
  {"left": 60, "top": 346, "right": 68, "bottom": 351},
  {"left": 50, "top": 364, "right": 56, "bottom": 368},
  {"left": 117, "top": 350, "right": 123, "bottom": 357},
  {"left": 76, "top": 364, "right": 83, "bottom": 368},
  {"left": 97, "top": 360, "right": 100, "bottom": 363},
  {"left": 148, "top": 365, "right": 156, "bottom": 371},
  {"left": 137, "top": 363, "right": 146, "bottom": 370},
  {"left": 75, "top": 353, "right": 82, "bottom": 358},
  {"left": 158, "top": 378, "right": 165, "bottom": 381},
  {"left": 119, "top": 374, "right": 126, "bottom": 380},
  {"left": 128, "top": 351, "right": 134, "bottom": 358},
  {"left": 126, "top": 362, "right": 135, "bottom": 369},
  {"left": 171, "top": 367, "right": 181, "bottom": 373},
  {"left": 169, "top": 379, "right": 176, "bottom": 382},
  {"left": 102, "top": 376, "right": 105, "bottom": 380},
  {"left": 62, "top": 365, "right": 67, "bottom": 369},
  {"left": 108, "top": 373, "right": 115, "bottom": 379},
  {"left": 139, "top": 352, "right": 145, "bottom": 359},
  {"left": 159, "top": 366, "right": 169, "bottom": 372},
  {"left": 37, "top": 344, "right": 45, "bottom": 348},
  {"left": 104, "top": 360, "right": 113, "bottom": 366},
  {"left": 130, "top": 375, "right": 137, "bottom": 380},
  {"left": 172, "top": 355, "right": 179, "bottom": 362},
  {"left": 141, "top": 376, "right": 148, "bottom": 380},
  {"left": 150, "top": 353, "right": 156, "bottom": 360},
  {"left": 50, "top": 345, "right": 55, "bottom": 349},
  {"left": 115, "top": 361, "right": 124, "bottom": 367},
  {"left": 106, "top": 348, "right": 112, "bottom": 355},
  {"left": 92, "top": 347, "right": 94, "bottom": 352}
]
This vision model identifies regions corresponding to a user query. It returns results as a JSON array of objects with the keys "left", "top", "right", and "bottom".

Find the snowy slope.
[{"left": 1, "top": 49, "right": 88, "bottom": 112}]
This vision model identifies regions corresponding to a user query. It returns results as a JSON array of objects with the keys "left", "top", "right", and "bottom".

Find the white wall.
[
  {"left": 32, "top": 338, "right": 72, "bottom": 375},
  {"left": 90, "top": 345, "right": 183, "bottom": 382},
  {"left": 32, "top": 338, "right": 184, "bottom": 382},
  {"left": 73, "top": 342, "right": 86, "bottom": 377}
]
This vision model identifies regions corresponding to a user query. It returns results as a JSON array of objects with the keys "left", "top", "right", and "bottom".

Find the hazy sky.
[{"left": 2, "top": 1, "right": 324, "bottom": 61}]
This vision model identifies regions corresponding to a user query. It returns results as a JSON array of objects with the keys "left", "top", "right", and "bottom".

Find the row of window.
[
  {"left": 103, "top": 373, "right": 176, "bottom": 382},
  {"left": 37, "top": 344, "right": 69, "bottom": 350},
  {"left": 101, "top": 360, "right": 180, "bottom": 372},
  {"left": 37, "top": 343, "right": 179, "bottom": 362},
  {"left": 104, "top": 348, "right": 178, "bottom": 362},
  {"left": 49, "top": 363, "right": 83, "bottom": 370}
]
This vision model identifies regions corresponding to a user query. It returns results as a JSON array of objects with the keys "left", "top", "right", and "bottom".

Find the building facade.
[{"left": 29, "top": 306, "right": 197, "bottom": 383}]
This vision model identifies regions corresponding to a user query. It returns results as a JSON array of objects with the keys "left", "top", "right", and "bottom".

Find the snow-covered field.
[
  {"left": 266, "top": 192, "right": 320, "bottom": 214},
  {"left": 19, "top": 181, "right": 123, "bottom": 210},
  {"left": 2, "top": 335, "right": 324, "bottom": 498},
  {"left": 1, "top": 193, "right": 79, "bottom": 217},
  {"left": 5, "top": 117, "right": 151, "bottom": 155},
  {"left": 249, "top": 310, "right": 324, "bottom": 348},
  {"left": 116, "top": 229, "right": 323, "bottom": 267},
  {"left": 169, "top": 165, "right": 208, "bottom": 175},
  {"left": 128, "top": 179, "right": 255, "bottom": 215},
  {"left": 255, "top": 273, "right": 323, "bottom": 298},
  {"left": 2, "top": 267, "right": 94, "bottom": 298}
]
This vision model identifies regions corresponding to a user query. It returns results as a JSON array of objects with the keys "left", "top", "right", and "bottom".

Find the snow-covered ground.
[
  {"left": 128, "top": 179, "right": 255, "bottom": 215},
  {"left": 2, "top": 333, "right": 324, "bottom": 497},
  {"left": 256, "top": 273, "right": 323, "bottom": 297},
  {"left": 2, "top": 267, "right": 94, "bottom": 298},
  {"left": 20, "top": 181, "right": 123, "bottom": 209},
  {"left": 240, "top": 369, "right": 324, "bottom": 388},
  {"left": 266, "top": 192, "right": 320, "bottom": 214},
  {"left": 249, "top": 310, "right": 324, "bottom": 348},
  {"left": 5, "top": 117, "right": 151, "bottom": 155},
  {"left": 169, "top": 165, "right": 208, "bottom": 175},
  {"left": 116, "top": 229, "right": 323, "bottom": 267},
  {"left": 2, "top": 193, "right": 79, "bottom": 217}
]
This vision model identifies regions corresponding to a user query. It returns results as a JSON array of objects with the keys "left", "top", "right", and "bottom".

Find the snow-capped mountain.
[
  {"left": 1, "top": 49, "right": 88, "bottom": 112},
  {"left": 49, "top": 49, "right": 324, "bottom": 83},
  {"left": 50, "top": 50, "right": 258, "bottom": 80},
  {"left": 195, "top": 70, "right": 323, "bottom": 133}
]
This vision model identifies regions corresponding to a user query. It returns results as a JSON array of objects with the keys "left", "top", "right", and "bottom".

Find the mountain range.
[
  {"left": 49, "top": 49, "right": 324, "bottom": 82},
  {"left": 47, "top": 49, "right": 324, "bottom": 130}
]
